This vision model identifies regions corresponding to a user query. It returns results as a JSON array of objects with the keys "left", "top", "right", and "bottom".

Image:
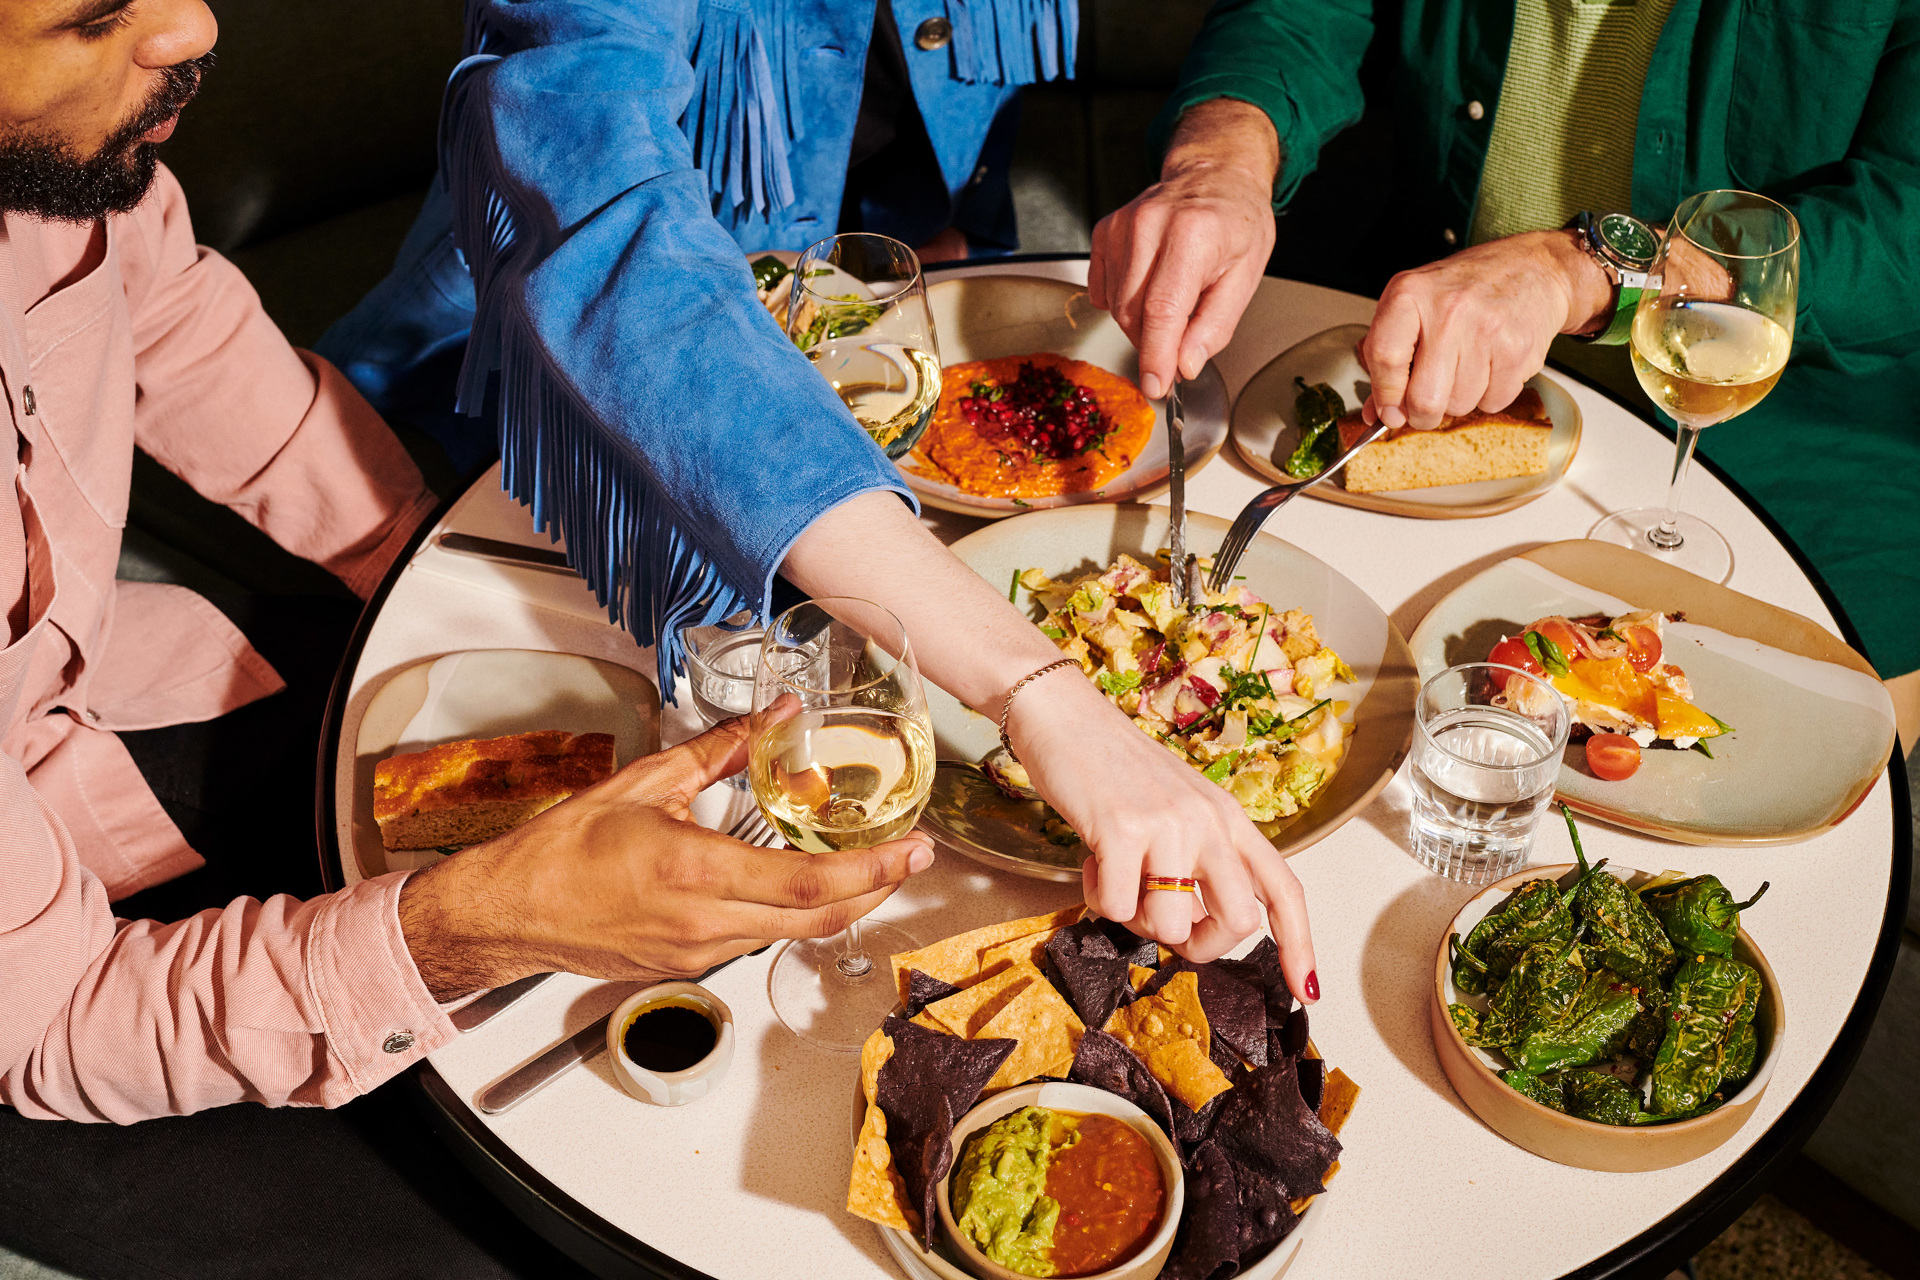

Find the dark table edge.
[{"left": 312, "top": 261, "right": 1914, "bottom": 1280}]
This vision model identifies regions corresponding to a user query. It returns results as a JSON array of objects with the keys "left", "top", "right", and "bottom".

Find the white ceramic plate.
[
  {"left": 348, "top": 649, "right": 660, "bottom": 879},
  {"left": 1408, "top": 541, "right": 1897, "bottom": 843},
  {"left": 918, "top": 504, "right": 1418, "bottom": 880},
  {"left": 899, "top": 276, "right": 1230, "bottom": 518},
  {"left": 1231, "top": 323, "right": 1583, "bottom": 519}
]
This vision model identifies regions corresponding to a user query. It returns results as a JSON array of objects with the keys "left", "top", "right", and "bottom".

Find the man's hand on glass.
[
  {"left": 1088, "top": 98, "right": 1281, "bottom": 400},
  {"left": 1357, "top": 230, "right": 1616, "bottom": 430},
  {"left": 396, "top": 719, "right": 934, "bottom": 1001}
]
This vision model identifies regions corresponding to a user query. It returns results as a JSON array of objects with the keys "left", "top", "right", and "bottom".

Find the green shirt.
[
  {"left": 1157, "top": 0, "right": 1920, "bottom": 677},
  {"left": 1469, "top": 0, "right": 1677, "bottom": 244}
]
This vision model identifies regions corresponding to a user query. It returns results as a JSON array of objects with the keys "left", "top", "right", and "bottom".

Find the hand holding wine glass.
[
  {"left": 1591, "top": 190, "right": 1800, "bottom": 581},
  {"left": 750, "top": 598, "right": 936, "bottom": 1051}
]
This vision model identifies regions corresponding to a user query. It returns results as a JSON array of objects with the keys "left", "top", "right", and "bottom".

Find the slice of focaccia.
[
  {"left": 374, "top": 730, "right": 615, "bottom": 851},
  {"left": 1337, "top": 387, "right": 1552, "bottom": 493}
]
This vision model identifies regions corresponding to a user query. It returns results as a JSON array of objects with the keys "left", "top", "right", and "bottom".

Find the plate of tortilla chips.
[{"left": 848, "top": 908, "right": 1360, "bottom": 1280}]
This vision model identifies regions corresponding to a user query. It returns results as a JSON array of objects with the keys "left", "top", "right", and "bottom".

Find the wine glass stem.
[
  {"left": 1650, "top": 423, "right": 1704, "bottom": 551},
  {"left": 835, "top": 918, "right": 873, "bottom": 982}
]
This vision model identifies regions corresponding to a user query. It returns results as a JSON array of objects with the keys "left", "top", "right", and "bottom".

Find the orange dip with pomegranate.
[{"left": 907, "top": 352, "right": 1155, "bottom": 499}]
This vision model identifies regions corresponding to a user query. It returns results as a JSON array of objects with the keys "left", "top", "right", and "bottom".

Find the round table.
[{"left": 319, "top": 260, "right": 1910, "bottom": 1280}]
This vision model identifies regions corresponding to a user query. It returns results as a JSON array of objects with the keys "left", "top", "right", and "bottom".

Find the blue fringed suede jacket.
[{"left": 319, "top": 0, "right": 1077, "bottom": 690}]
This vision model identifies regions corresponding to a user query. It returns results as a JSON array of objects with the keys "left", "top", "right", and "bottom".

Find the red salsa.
[{"left": 1044, "top": 1114, "right": 1166, "bottom": 1276}]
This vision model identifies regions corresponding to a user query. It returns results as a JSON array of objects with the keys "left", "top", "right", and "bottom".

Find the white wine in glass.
[
  {"left": 751, "top": 598, "right": 933, "bottom": 1052},
  {"left": 1592, "top": 190, "right": 1799, "bottom": 583},
  {"left": 785, "top": 233, "right": 943, "bottom": 459}
]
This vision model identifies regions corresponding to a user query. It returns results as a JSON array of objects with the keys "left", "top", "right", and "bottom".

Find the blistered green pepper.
[
  {"left": 1501, "top": 1069, "right": 1568, "bottom": 1113},
  {"left": 1477, "top": 936, "right": 1592, "bottom": 1049},
  {"left": 1513, "top": 980, "right": 1641, "bottom": 1074},
  {"left": 1284, "top": 378, "right": 1347, "bottom": 478},
  {"left": 1639, "top": 873, "right": 1769, "bottom": 957},
  {"left": 1562, "top": 1070, "right": 1660, "bottom": 1126},
  {"left": 1721, "top": 1022, "right": 1758, "bottom": 1091},
  {"left": 1450, "top": 877, "right": 1577, "bottom": 995},
  {"left": 1447, "top": 1003, "right": 1485, "bottom": 1043},
  {"left": 1564, "top": 807, "right": 1675, "bottom": 988},
  {"left": 1624, "top": 982, "right": 1671, "bottom": 1068},
  {"left": 1650, "top": 954, "right": 1762, "bottom": 1116}
]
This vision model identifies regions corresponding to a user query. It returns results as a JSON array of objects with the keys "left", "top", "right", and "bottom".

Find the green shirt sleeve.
[{"left": 1149, "top": 0, "right": 1376, "bottom": 208}]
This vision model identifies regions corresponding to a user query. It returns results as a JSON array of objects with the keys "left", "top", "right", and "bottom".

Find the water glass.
[
  {"left": 1408, "top": 663, "right": 1571, "bottom": 884},
  {"left": 684, "top": 614, "right": 763, "bottom": 788}
]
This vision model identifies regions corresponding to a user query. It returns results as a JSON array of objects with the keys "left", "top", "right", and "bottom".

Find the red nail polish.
[{"left": 1304, "top": 970, "right": 1320, "bottom": 1002}]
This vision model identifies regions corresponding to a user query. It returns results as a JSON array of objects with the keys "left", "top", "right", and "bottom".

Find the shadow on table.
[
  {"left": 1389, "top": 540, "right": 1546, "bottom": 645},
  {"left": 736, "top": 1021, "right": 899, "bottom": 1272},
  {"left": 1357, "top": 874, "right": 1483, "bottom": 1120}
]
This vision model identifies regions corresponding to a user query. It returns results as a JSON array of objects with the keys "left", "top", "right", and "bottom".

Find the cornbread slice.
[
  {"left": 1336, "top": 387, "right": 1552, "bottom": 493},
  {"left": 374, "top": 730, "right": 615, "bottom": 851}
]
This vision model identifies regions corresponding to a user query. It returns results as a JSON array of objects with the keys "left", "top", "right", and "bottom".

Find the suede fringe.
[
  {"left": 683, "top": 2, "right": 800, "bottom": 216},
  {"left": 944, "top": 0, "right": 1078, "bottom": 86}
]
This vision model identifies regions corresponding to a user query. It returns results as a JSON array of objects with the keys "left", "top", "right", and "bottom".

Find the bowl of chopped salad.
[{"left": 920, "top": 504, "right": 1419, "bottom": 878}]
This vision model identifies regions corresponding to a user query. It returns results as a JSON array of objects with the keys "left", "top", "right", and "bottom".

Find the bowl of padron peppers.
[{"left": 1429, "top": 806, "right": 1782, "bottom": 1172}]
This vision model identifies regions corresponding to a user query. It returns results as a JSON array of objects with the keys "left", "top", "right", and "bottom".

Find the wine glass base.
[
  {"left": 1588, "top": 509, "right": 1735, "bottom": 585},
  {"left": 768, "top": 922, "right": 921, "bottom": 1053}
]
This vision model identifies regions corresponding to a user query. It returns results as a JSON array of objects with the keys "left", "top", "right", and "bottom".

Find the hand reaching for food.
[
  {"left": 396, "top": 718, "right": 934, "bottom": 1000},
  {"left": 1358, "top": 230, "right": 1615, "bottom": 431}
]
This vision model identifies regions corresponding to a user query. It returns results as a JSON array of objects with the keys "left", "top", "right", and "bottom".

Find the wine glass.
[
  {"left": 1590, "top": 190, "right": 1799, "bottom": 583},
  {"left": 785, "top": 233, "right": 942, "bottom": 460},
  {"left": 750, "top": 597, "right": 934, "bottom": 1051}
]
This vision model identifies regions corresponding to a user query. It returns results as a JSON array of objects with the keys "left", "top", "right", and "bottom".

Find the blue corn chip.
[
  {"left": 1197, "top": 965, "right": 1268, "bottom": 1067},
  {"left": 904, "top": 968, "right": 964, "bottom": 1018},
  {"left": 1160, "top": 1140, "right": 1242, "bottom": 1280},
  {"left": 1233, "top": 1155, "right": 1300, "bottom": 1267},
  {"left": 1210, "top": 1054, "right": 1341, "bottom": 1203},
  {"left": 1296, "top": 1057, "right": 1326, "bottom": 1114},
  {"left": 1069, "top": 1028, "right": 1176, "bottom": 1144},
  {"left": 1216, "top": 937, "right": 1296, "bottom": 1027},
  {"left": 875, "top": 1015, "right": 1016, "bottom": 1248},
  {"left": 1047, "top": 919, "right": 1135, "bottom": 1029}
]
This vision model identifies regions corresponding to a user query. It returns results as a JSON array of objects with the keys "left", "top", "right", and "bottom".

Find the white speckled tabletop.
[{"left": 330, "top": 262, "right": 1899, "bottom": 1280}]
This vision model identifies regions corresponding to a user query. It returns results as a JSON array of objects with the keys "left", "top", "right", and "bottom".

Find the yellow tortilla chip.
[
  {"left": 1319, "top": 1067, "right": 1361, "bottom": 1136},
  {"left": 909, "top": 1010, "right": 947, "bottom": 1034},
  {"left": 888, "top": 905, "right": 1083, "bottom": 1004},
  {"left": 979, "top": 929, "right": 1057, "bottom": 976},
  {"left": 1127, "top": 965, "right": 1155, "bottom": 992},
  {"left": 1144, "top": 1038, "right": 1233, "bottom": 1110},
  {"left": 977, "top": 976, "right": 1086, "bottom": 1092},
  {"left": 920, "top": 961, "right": 1042, "bottom": 1038},
  {"left": 859, "top": 1030, "right": 894, "bottom": 1106},
  {"left": 847, "top": 1102, "right": 918, "bottom": 1232},
  {"left": 1103, "top": 970, "right": 1228, "bottom": 1110}
]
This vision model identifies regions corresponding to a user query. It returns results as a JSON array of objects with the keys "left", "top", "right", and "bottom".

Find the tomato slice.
[
  {"left": 1624, "top": 625, "right": 1663, "bottom": 673},
  {"left": 1534, "top": 619, "right": 1586, "bottom": 661},
  {"left": 1488, "top": 636, "right": 1544, "bottom": 677},
  {"left": 1585, "top": 733, "right": 1642, "bottom": 781}
]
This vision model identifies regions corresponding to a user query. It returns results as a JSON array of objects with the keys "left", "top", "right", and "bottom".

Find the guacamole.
[{"left": 950, "top": 1106, "right": 1079, "bottom": 1277}]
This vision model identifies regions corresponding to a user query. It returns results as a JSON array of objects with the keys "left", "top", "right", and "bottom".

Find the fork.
[
  {"left": 1204, "top": 418, "right": 1394, "bottom": 594},
  {"left": 452, "top": 804, "right": 779, "bottom": 1032}
]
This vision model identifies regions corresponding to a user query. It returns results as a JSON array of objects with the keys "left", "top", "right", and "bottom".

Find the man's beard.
[{"left": 0, "top": 53, "right": 213, "bottom": 222}]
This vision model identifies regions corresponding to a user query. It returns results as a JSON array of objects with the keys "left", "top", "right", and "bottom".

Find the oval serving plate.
[
  {"left": 1231, "top": 322, "right": 1583, "bottom": 519},
  {"left": 900, "top": 276, "right": 1229, "bottom": 519},
  {"left": 1408, "top": 540, "right": 1896, "bottom": 844},
  {"left": 919, "top": 504, "right": 1419, "bottom": 880}
]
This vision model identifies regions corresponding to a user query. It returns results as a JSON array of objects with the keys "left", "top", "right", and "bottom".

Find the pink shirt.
[{"left": 1, "top": 168, "right": 458, "bottom": 1122}]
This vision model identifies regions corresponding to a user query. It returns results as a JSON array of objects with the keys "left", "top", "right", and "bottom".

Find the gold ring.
[{"left": 1143, "top": 875, "right": 1199, "bottom": 894}]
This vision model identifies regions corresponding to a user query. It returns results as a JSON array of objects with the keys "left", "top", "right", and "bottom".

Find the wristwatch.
[{"left": 1566, "top": 211, "right": 1658, "bottom": 346}]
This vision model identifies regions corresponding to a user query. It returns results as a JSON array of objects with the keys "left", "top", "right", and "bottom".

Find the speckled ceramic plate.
[
  {"left": 1432, "top": 862, "right": 1783, "bottom": 1171},
  {"left": 899, "top": 276, "right": 1229, "bottom": 518},
  {"left": 919, "top": 504, "right": 1419, "bottom": 879},
  {"left": 1409, "top": 541, "right": 1897, "bottom": 844},
  {"left": 1231, "top": 323, "right": 1583, "bottom": 519},
  {"left": 348, "top": 650, "right": 659, "bottom": 880}
]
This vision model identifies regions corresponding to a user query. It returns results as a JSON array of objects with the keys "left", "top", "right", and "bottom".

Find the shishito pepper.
[
  {"left": 1639, "top": 873, "right": 1770, "bottom": 957},
  {"left": 1512, "top": 978, "right": 1641, "bottom": 1074},
  {"left": 1449, "top": 877, "right": 1577, "bottom": 996},
  {"left": 1650, "top": 953, "right": 1763, "bottom": 1116},
  {"left": 1564, "top": 806, "right": 1676, "bottom": 988},
  {"left": 1561, "top": 1070, "right": 1662, "bottom": 1126},
  {"left": 1722, "top": 1022, "right": 1759, "bottom": 1091},
  {"left": 1500, "top": 1069, "right": 1568, "bottom": 1113},
  {"left": 1471, "top": 935, "right": 1592, "bottom": 1050}
]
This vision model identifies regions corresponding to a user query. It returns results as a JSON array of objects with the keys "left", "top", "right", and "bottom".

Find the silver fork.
[
  {"left": 1205, "top": 418, "right": 1395, "bottom": 593},
  {"left": 453, "top": 804, "right": 778, "bottom": 1032}
]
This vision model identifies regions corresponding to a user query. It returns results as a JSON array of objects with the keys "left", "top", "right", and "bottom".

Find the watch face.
[{"left": 1597, "top": 213, "right": 1658, "bottom": 268}]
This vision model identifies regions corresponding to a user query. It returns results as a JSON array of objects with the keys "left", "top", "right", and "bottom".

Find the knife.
[
  {"left": 1165, "top": 382, "right": 1197, "bottom": 607},
  {"left": 436, "top": 531, "right": 575, "bottom": 575},
  {"left": 450, "top": 971, "right": 554, "bottom": 1033}
]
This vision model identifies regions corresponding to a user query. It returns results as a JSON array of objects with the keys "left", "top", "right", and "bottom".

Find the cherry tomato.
[
  {"left": 1488, "top": 636, "right": 1544, "bottom": 677},
  {"left": 1586, "top": 733, "right": 1642, "bottom": 780},
  {"left": 1624, "top": 625, "right": 1663, "bottom": 673},
  {"left": 1534, "top": 619, "right": 1586, "bottom": 662}
]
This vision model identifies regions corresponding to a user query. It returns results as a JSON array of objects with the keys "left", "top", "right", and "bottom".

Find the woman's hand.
[
  {"left": 397, "top": 719, "right": 933, "bottom": 1000},
  {"left": 1088, "top": 98, "right": 1280, "bottom": 400},
  {"left": 1007, "top": 671, "right": 1318, "bottom": 1001},
  {"left": 1358, "top": 230, "right": 1614, "bottom": 430}
]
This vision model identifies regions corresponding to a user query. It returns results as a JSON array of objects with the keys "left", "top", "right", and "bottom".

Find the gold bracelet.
[{"left": 998, "top": 658, "right": 1081, "bottom": 757}]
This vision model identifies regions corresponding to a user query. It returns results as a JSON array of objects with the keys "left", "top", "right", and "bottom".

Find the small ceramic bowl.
[
  {"left": 1431, "top": 863, "right": 1784, "bottom": 1172},
  {"left": 606, "top": 982, "right": 735, "bottom": 1107},
  {"left": 936, "top": 1081, "right": 1184, "bottom": 1280}
]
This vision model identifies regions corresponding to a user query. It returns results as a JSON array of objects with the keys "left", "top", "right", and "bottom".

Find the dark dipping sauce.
[
  {"left": 622, "top": 1002, "right": 718, "bottom": 1073},
  {"left": 1046, "top": 1114, "right": 1166, "bottom": 1277}
]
